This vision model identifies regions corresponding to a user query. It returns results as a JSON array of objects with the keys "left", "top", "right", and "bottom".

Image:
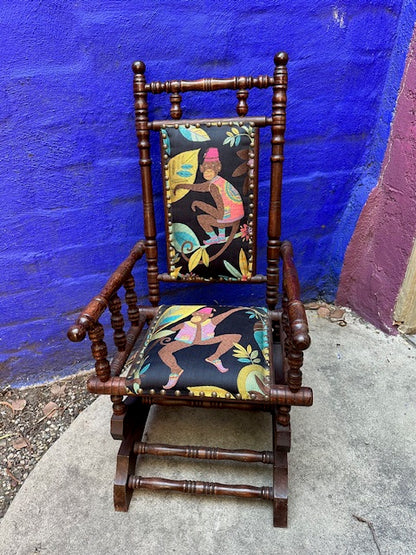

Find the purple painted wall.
[{"left": 337, "top": 27, "right": 416, "bottom": 333}]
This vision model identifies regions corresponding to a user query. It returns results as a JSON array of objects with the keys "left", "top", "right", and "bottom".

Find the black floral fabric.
[
  {"left": 126, "top": 305, "right": 271, "bottom": 400},
  {"left": 161, "top": 123, "right": 258, "bottom": 281}
]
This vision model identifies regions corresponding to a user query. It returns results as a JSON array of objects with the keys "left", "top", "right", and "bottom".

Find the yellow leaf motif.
[
  {"left": 168, "top": 149, "right": 200, "bottom": 203},
  {"left": 239, "top": 249, "right": 249, "bottom": 277},
  {"left": 170, "top": 266, "right": 182, "bottom": 278},
  {"left": 232, "top": 342, "right": 249, "bottom": 359},
  {"left": 188, "top": 248, "right": 202, "bottom": 272},
  {"left": 231, "top": 127, "right": 240, "bottom": 135},
  {"left": 237, "top": 364, "right": 268, "bottom": 399},
  {"left": 201, "top": 248, "right": 210, "bottom": 267}
]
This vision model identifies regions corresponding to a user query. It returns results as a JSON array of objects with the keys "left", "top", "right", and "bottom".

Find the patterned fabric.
[
  {"left": 161, "top": 123, "right": 258, "bottom": 281},
  {"left": 126, "top": 305, "right": 271, "bottom": 400}
]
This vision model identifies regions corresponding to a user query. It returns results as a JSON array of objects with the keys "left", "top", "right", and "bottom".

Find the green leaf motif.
[
  {"left": 254, "top": 329, "right": 265, "bottom": 350},
  {"left": 223, "top": 136, "right": 235, "bottom": 146},
  {"left": 139, "top": 363, "right": 150, "bottom": 375},
  {"left": 224, "top": 260, "right": 242, "bottom": 279},
  {"left": 179, "top": 126, "right": 210, "bottom": 142},
  {"left": 156, "top": 305, "right": 204, "bottom": 329},
  {"left": 172, "top": 223, "right": 200, "bottom": 254}
]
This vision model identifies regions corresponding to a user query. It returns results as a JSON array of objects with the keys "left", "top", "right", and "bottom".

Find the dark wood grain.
[
  {"left": 272, "top": 413, "right": 290, "bottom": 527},
  {"left": 86, "top": 375, "right": 312, "bottom": 407},
  {"left": 67, "top": 241, "right": 145, "bottom": 343},
  {"left": 266, "top": 52, "right": 288, "bottom": 310},
  {"left": 127, "top": 475, "right": 274, "bottom": 500},
  {"left": 134, "top": 442, "right": 274, "bottom": 464},
  {"left": 132, "top": 62, "right": 160, "bottom": 306},
  {"left": 281, "top": 240, "right": 311, "bottom": 393},
  {"left": 145, "top": 74, "right": 274, "bottom": 94},
  {"left": 281, "top": 241, "right": 310, "bottom": 350},
  {"left": 114, "top": 400, "right": 150, "bottom": 511},
  {"left": 109, "top": 293, "right": 126, "bottom": 352},
  {"left": 148, "top": 116, "right": 270, "bottom": 130}
]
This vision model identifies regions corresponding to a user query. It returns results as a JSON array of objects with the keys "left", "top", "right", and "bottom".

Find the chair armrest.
[
  {"left": 280, "top": 241, "right": 310, "bottom": 351},
  {"left": 67, "top": 240, "right": 146, "bottom": 342}
]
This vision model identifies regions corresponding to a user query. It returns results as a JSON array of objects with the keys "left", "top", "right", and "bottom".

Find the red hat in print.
[{"left": 203, "top": 148, "right": 220, "bottom": 162}]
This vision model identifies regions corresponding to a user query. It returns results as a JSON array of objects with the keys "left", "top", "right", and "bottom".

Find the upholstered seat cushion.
[{"left": 126, "top": 305, "right": 272, "bottom": 400}]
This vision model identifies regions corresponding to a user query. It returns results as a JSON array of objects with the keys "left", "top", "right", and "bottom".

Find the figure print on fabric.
[
  {"left": 175, "top": 147, "right": 244, "bottom": 251},
  {"left": 125, "top": 305, "right": 271, "bottom": 400},
  {"left": 161, "top": 123, "right": 258, "bottom": 280},
  {"left": 158, "top": 306, "right": 242, "bottom": 389}
]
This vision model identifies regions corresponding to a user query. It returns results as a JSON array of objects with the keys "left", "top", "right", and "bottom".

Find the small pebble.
[{"left": 0, "top": 371, "right": 97, "bottom": 518}]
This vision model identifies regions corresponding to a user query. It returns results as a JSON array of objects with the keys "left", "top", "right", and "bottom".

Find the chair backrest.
[{"left": 132, "top": 53, "right": 288, "bottom": 311}]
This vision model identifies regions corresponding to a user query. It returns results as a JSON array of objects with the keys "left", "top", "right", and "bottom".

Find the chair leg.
[
  {"left": 113, "top": 398, "right": 150, "bottom": 512},
  {"left": 111, "top": 395, "right": 146, "bottom": 440},
  {"left": 272, "top": 410, "right": 291, "bottom": 527}
]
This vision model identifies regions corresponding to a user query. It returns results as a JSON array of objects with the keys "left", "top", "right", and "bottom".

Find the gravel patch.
[{"left": 0, "top": 371, "right": 97, "bottom": 518}]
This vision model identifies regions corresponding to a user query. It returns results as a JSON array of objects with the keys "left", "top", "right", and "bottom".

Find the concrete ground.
[{"left": 1, "top": 310, "right": 415, "bottom": 554}]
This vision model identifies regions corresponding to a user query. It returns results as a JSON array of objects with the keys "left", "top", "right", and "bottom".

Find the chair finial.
[
  {"left": 67, "top": 324, "right": 86, "bottom": 342},
  {"left": 274, "top": 52, "right": 289, "bottom": 66},
  {"left": 132, "top": 61, "right": 146, "bottom": 74}
]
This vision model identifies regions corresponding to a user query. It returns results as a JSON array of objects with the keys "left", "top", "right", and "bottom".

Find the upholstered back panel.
[{"left": 161, "top": 122, "right": 259, "bottom": 281}]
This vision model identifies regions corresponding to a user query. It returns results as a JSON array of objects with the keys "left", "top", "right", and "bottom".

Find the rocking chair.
[{"left": 67, "top": 53, "right": 313, "bottom": 527}]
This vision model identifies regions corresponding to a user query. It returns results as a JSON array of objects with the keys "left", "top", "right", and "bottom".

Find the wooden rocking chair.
[{"left": 67, "top": 53, "right": 313, "bottom": 527}]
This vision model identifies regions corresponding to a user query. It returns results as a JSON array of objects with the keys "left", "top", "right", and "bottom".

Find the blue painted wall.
[{"left": 0, "top": 1, "right": 413, "bottom": 386}]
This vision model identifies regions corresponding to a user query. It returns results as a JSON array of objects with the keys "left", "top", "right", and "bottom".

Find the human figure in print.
[{"left": 158, "top": 306, "right": 242, "bottom": 389}]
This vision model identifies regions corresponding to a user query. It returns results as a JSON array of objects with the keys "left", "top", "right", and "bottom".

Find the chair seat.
[{"left": 126, "top": 305, "right": 272, "bottom": 400}]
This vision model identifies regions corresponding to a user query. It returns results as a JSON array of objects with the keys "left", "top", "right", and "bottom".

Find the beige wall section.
[{"left": 394, "top": 238, "right": 416, "bottom": 334}]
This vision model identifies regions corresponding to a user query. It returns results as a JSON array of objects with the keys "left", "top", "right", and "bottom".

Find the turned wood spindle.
[
  {"left": 266, "top": 52, "right": 288, "bottom": 309},
  {"left": 277, "top": 405, "right": 291, "bottom": 427},
  {"left": 282, "top": 295, "right": 291, "bottom": 355},
  {"left": 127, "top": 475, "right": 274, "bottom": 500},
  {"left": 134, "top": 442, "right": 274, "bottom": 464},
  {"left": 236, "top": 88, "right": 249, "bottom": 116},
  {"left": 124, "top": 274, "right": 140, "bottom": 326},
  {"left": 111, "top": 394, "right": 127, "bottom": 416},
  {"left": 88, "top": 323, "right": 111, "bottom": 382},
  {"left": 266, "top": 240, "right": 280, "bottom": 310},
  {"left": 132, "top": 61, "right": 160, "bottom": 306},
  {"left": 282, "top": 295, "right": 303, "bottom": 392},
  {"left": 109, "top": 293, "right": 126, "bottom": 351},
  {"left": 170, "top": 91, "right": 182, "bottom": 119},
  {"left": 287, "top": 350, "right": 303, "bottom": 392}
]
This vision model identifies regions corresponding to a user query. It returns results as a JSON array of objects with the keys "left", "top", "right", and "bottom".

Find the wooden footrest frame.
[
  {"left": 113, "top": 400, "right": 291, "bottom": 527},
  {"left": 133, "top": 441, "right": 274, "bottom": 464},
  {"left": 128, "top": 475, "right": 273, "bottom": 499}
]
